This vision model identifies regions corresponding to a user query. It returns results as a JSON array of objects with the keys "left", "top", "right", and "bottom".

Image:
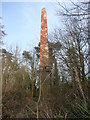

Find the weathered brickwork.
[{"left": 40, "top": 8, "right": 49, "bottom": 69}]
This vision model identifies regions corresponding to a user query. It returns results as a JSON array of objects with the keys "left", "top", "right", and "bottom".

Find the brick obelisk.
[
  {"left": 39, "top": 8, "right": 51, "bottom": 98},
  {"left": 40, "top": 8, "right": 49, "bottom": 69}
]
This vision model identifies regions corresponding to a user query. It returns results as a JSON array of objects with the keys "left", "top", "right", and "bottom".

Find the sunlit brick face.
[{"left": 40, "top": 8, "right": 49, "bottom": 69}]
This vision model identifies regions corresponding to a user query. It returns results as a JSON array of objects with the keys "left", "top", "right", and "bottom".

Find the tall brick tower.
[
  {"left": 40, "top": 8, "right": 49, "bottom": 69},
  {"left": 39, "top": 8, "right": 51, "bottom": 98}
]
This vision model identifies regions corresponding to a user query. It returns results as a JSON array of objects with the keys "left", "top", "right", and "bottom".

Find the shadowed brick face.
[{"left": 40, "top": 8, "right": 49, "bottom": 69}]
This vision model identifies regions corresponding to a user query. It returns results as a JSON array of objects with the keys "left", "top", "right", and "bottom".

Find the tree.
[
  {"left": 48, "top": 0, "right": 90, "bottom": 115},
  {"left": 0, "top": 17, "right": 7, "bottom": 119},
  {"left": 57, "top": 0, "right": 90, "bottom": 81}
]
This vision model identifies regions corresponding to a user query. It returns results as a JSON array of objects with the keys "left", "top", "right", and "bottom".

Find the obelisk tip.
[{"left": 42, "top": 7, "right": 46, "bottom": 11}]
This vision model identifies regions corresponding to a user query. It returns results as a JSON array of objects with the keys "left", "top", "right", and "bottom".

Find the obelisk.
[
  {"left": 39, "top": 8, "right": 51, "bottom": 98},
  {"left": 40, "top": 8, "right": 49, "bottom": 69}
]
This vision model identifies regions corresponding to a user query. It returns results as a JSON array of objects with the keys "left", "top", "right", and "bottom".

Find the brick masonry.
[{"left": 40, "top": 8, "right": 49, "bottom": 69}]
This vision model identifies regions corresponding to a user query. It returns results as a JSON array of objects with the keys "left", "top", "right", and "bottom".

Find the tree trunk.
[{"left": 75, "top": 67, "right": 87, "bottom": 109}]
